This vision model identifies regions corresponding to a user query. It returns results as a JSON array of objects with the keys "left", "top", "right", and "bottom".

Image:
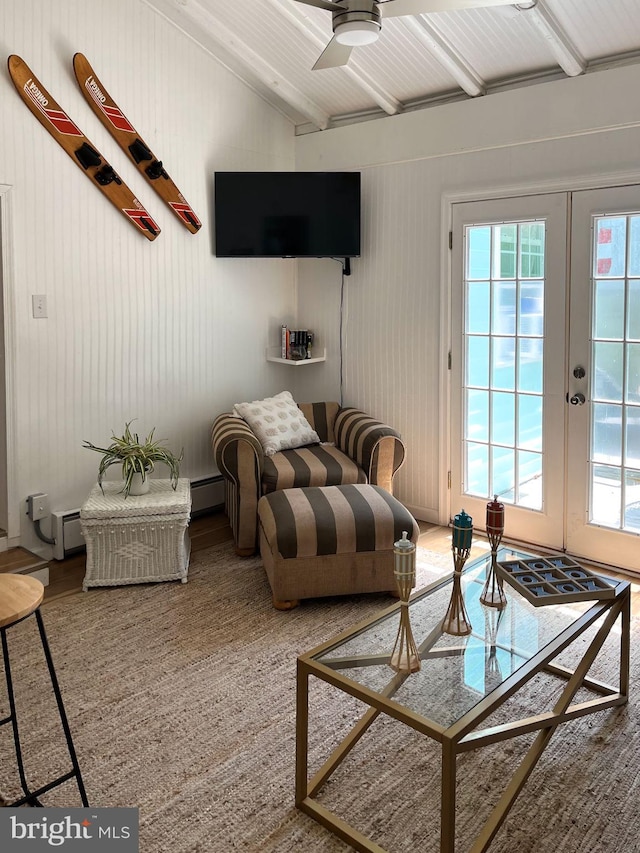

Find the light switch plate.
[{"left": 32, "top": 294, "right": 47, "bottom": 318}]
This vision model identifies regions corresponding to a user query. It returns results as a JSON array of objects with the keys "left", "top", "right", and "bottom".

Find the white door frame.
[
  {"left": 0, "top": 184, "right": 20, "bottom": 544},
  {"left": 440, "top": 168, "right": 640, "bottom": 532}
]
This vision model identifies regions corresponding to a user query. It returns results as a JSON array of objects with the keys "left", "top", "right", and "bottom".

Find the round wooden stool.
[{"left": 0, "top": 574, "right": 88, "bottom": 806}]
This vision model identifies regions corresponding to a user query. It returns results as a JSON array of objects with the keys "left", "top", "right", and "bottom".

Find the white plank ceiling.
[{"left": 144, "top": 0, "right": 640, "bottom": 133}]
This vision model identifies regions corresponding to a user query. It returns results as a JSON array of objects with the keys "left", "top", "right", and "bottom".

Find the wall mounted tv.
[{"left": 214, "top": 171, "right": 361, "bottom": 258}]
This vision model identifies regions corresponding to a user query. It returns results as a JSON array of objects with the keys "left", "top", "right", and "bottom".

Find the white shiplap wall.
[
  {"left": 295, "top": 64, "right": 640, "bottom": 523},
  {"left": 1, "top": 0, "right": 297, "bottom": 552}
]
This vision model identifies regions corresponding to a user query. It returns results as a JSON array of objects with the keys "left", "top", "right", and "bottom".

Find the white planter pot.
[{"left": 128, "top": 472, "right": 150, "bottom": 496}]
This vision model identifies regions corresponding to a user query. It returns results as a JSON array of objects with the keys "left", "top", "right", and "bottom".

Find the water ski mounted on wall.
[
  {"left": 7, "top": 55, "right": 160, "bottom": 241},
  {"left": 72, "top": 53, "right": 201, "bottom": 235}
]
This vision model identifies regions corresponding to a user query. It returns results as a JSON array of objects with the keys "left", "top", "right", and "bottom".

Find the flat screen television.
[{"left": 214, "top": 171, "right": 361, "bottom": 258}]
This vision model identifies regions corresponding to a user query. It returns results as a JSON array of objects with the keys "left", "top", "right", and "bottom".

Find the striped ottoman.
[{"left": 257, "top": 484, "right": 419, "bottom": 609}]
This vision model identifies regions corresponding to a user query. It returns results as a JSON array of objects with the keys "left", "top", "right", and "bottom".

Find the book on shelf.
[{"left": 279, "top": 325, "right": 314, "bottom": 360}]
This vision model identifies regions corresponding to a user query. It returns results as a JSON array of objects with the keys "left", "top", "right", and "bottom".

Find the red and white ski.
[
  {"left": 8, "top": 55, "right": 160, "bottom": 241},
  {"left": 73, "top": 53, "right": 201, "bottom": 235}
]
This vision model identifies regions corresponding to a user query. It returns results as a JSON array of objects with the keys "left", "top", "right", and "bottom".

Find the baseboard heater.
[{"left": 50, "top": 475, "right": 225, "bottom": 560}]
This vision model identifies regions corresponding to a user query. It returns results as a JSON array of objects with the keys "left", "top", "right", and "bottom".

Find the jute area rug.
[{"left": 0, "top": 542, "right": 638, "bottom": 853}]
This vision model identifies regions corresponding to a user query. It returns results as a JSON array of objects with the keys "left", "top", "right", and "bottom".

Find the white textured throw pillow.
[{"left": 233, "top": 391, "right": 320, "bottom": 457}]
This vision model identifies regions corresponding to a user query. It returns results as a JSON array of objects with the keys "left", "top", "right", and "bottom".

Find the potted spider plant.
[{"left": 83, "top": 421, "right": 183, "bottom": 497}]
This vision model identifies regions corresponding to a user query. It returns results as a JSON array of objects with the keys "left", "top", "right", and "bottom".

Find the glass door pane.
[
  {"left": 590, "top": 214, "right": 640, "bottom": 529},
  {"left": 451, "top": 194, "right": 567, "bottom": 548},
  {"left": 464, "top": 221, "right": 544, "bottom": 510}
]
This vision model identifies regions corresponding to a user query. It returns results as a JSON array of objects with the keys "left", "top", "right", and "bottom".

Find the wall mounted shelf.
[{"left": 266, "top": 347, "right": 326, "bottom": 365}]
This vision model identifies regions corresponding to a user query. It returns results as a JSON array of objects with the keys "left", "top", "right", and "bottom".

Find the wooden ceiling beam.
[
  {"left": 403, "top": 14, "right": 486, "bottom": 98},
  {"left": 518, "top": 0, "right": 585, "bottom": 77},
  {"left": 143, "top": 0, "right": 331, "bottom": 130},
  {"left": 267, "top": 0, "right": 404, "bottom": 116}
]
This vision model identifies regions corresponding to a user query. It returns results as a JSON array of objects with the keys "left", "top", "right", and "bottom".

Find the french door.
[
  {"left": 566, "top": 186, "right": 640, "bottom": 568},
  {"left": 451, "top": 186, "right": 640, "bottom": 572},
  {"left": 451, "top": 194, "right": 568, "bottom": 550}
]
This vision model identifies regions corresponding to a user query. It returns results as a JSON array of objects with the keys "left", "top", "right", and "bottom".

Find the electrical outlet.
[
  {"left": 32, "top": 294, "right": 47, "bottom": 318},
  {"left": 27, "top": 493, "right": 49, "bottom": 521}
]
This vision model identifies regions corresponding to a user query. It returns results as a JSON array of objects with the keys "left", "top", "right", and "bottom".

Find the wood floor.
[
  {"left": 0, "top": 547, "right": 48, "bottom": 576},
  {"left": 42, "top": 510, "right": 234, "bottom": 603},
  {"left": 40, "top": 513, "right": 439, "bottom": 603},
  {"left": 7, "top": 509, "right": 637, "bottom": 617}
]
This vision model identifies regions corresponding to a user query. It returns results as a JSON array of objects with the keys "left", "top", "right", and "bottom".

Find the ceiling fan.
[{"left": 294, "top": 0, "right": 518, "bottom": 69}]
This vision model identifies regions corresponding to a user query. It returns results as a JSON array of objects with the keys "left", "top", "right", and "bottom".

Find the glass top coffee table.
[{"left": 296, "top": 547, "right": 630, "bottom": 853}]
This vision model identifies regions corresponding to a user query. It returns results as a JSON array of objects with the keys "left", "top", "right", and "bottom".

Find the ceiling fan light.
[{"left": 334, "top": 20, "right": 380, "bottom": 46}]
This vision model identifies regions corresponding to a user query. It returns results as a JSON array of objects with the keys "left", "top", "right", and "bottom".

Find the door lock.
[
  {"left": 569, "top": 392, "right": 586, "bottom": 406},
  {"left": 573, "top": 366, "right": 586, "bottom": 379}
]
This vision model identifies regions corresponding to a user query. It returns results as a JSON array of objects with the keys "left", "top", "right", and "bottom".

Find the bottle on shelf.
[{"left": 289, "top": 329, "right": 308, "bottom": 361}]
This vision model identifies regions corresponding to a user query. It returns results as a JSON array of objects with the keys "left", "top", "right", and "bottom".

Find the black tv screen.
[{"left": 214, "top": 171, "right": 361, "bottom": 258}]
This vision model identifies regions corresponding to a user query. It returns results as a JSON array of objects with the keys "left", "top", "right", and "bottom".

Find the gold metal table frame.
[{"left": 295, "top": 550, "right": 631, "bottom": 853}]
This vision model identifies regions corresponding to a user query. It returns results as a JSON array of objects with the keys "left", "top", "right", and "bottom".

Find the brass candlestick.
[
  {"left": 442, "top": 510, "right": 473, "bottom": 636},
  {"left": 480, "top": 496, "right": 507, "bottom": 609},
  {"left": 390, "top": 531, "right": 420, "bottom": 673}
]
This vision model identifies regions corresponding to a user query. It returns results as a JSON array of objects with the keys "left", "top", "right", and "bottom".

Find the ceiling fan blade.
[
  {"left": 294, "top": 0, "right": 345, "bottom": 12},
  {"left": 312, "top": 36, "right": 353, "bottom": 70},
  {"left": 379, "top": 0, "right": 516, "bottom": 18}
]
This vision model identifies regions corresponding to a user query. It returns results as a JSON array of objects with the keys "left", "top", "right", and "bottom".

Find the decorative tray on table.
[{"left": 496, "top": 555, "right": 617, "bottom": 606}]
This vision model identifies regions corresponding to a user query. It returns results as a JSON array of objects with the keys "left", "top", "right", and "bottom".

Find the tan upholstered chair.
[{"left": 211, "top": 402, "right": 406, "bottom": 556}]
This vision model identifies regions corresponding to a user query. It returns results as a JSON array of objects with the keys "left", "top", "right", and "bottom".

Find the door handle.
[{"left": 569, "top": 392, "right": 586, "bottom": 406}]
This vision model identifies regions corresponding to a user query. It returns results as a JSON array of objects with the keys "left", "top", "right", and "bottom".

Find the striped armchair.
[{"left": 212, "top": 402, "right": 406, "bottom": 556}]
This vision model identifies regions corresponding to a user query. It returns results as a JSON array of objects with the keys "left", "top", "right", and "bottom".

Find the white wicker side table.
[{"left": 80, "top": 479, "right": 191, "bottom": 591}]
